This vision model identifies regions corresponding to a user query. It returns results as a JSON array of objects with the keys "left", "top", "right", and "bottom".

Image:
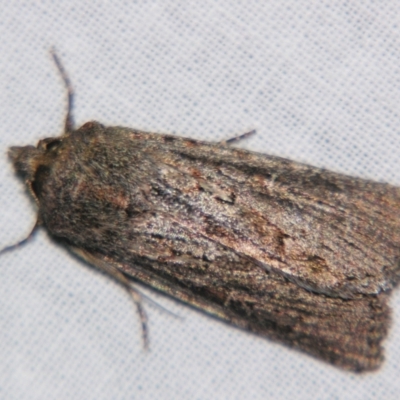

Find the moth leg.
[
  {"left": 138, "top": 291, "right": 183, "bottom": 320},
  {"left": 70, "top": 247, "right": 149, "bottom": 349},
  {"left": 0, "top": 220, "right": 39, "bottom": 255},
  {"left": 221, "top": 129, "right": 256, "bottom": 145},
  {"left": 50, "top": 48, "right": 75, "bottom": 134}
]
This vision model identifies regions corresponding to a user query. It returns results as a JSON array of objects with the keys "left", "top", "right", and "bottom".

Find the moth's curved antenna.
[
  {"left": 0, "top": 221, "right": 39, "bottom": 256},
  {"left": 50, "top": 47, "right": 75, "bottom": 134}
]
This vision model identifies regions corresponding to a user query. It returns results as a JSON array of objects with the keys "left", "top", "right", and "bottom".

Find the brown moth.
[{"left": 3, "top": 50, "right": 400, "bottom": 372}]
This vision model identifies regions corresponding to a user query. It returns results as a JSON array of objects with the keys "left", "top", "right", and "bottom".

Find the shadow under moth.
[{"left": 2, "top": 50, "right": 400, "bottom": 372}]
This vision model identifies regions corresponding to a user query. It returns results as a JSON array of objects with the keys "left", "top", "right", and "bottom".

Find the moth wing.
[
  {"left": 137, "top": 133, "right": 400, "bottom": 299},
  {"left": 69, "top": 217, "right": 390, "bottom": 372},
  {"left": 41, "top": 125, "right": 400, "bottom": 298},
  {"left": 37, "top": 126, "right": 396, "bottom": 371}
]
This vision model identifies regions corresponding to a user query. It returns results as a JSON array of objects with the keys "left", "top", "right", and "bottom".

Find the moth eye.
[
  {"left": 45, "top": 139, "right": 62, "bottom": 151},
  {"left": 38, "top": 137, "right": 63, "bottom": 151},
  {"left": 31, "top": 164, "right": 51, "bottom": 198}
]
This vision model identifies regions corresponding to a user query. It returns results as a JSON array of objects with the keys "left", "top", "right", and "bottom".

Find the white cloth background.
[{"left": 1, "top": 2, "right": 400, "bottom": 399}]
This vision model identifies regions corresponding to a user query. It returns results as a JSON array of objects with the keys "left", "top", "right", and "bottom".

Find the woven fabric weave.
[{"left": 1, "top": 2, "right": 400, "bottom": 399}]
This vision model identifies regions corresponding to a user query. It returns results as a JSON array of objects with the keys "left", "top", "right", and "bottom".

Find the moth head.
[{"left": 9, "top": 137, "right": 63, "bottom": 182}]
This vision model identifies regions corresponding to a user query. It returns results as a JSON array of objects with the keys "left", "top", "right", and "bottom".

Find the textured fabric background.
[{"left": 1, "top": 2, "right": 400, "bottom": 399}]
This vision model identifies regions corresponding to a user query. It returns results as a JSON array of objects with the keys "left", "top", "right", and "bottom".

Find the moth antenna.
[
  {"left": 223, "top": 129, "right": 256, "bottom": 145},
  {"left": 0, "top": 221, "right": 39, "bottom": 256},
  {"left": 50, "top": 47, "right": 75, "bottom": 134}
]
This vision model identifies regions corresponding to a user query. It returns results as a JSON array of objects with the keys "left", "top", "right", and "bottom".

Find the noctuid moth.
[{"left": 2, "top": 50, "right": 400, "bottom": 372}]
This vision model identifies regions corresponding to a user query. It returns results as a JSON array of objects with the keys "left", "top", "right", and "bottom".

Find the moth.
[{"left": 3, "top": 50, "right": 400, "bottom": 372}]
